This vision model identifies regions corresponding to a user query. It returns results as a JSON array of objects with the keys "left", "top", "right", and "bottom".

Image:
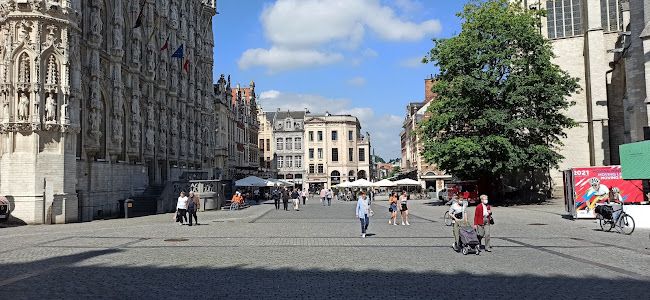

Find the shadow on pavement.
[{"left": 0, "top": 253, "right": 645, "bottom": 299}]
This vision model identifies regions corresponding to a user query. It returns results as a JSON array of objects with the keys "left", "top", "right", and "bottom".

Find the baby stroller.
[{"left": 458, "top": 225, "right": 480, "bottom": 255}]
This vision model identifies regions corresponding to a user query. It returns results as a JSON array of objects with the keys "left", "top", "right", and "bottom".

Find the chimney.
[{"left": 425, "top": 77, "right": 437, "bottom": 103}]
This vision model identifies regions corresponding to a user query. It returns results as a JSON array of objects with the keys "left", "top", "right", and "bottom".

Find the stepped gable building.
[
  {"left": 0, "top": 0, "right": 219, "bottom": 224},
  {"left": 271, "top": 108, "right": 307, "bottom": 188},
  {"left": 304, "top": 113, "right": 371, "bottom": 191},
  {"left": 256, "top": 106, "right": 276, "bottom": 178},
  {"left": 228, "top": 80, "right": 261, "bottom": 180}
]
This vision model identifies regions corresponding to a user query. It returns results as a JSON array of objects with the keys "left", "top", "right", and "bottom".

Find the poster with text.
[{"left": 572, "top": 166, "right": 643, "bottom": 218}]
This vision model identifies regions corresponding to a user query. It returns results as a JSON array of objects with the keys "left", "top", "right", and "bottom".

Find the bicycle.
[
  {"left": 229, "top": 201, "right": 239, "bottom": 211},
  {"left": 444, "top": 211, "right": 452, "bottom": 226},
  {"left": 596, "top": 201, "right": 635, "bottom": 235}
]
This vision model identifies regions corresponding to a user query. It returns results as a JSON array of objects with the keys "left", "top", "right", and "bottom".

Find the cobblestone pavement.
[{"left": 0, "top": 196, "right": 648, "bottom": 299}]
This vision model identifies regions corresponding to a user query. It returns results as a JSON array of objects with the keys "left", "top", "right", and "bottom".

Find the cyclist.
[{"left": 584, "top": 177, "right": 609, "bottom": 213}]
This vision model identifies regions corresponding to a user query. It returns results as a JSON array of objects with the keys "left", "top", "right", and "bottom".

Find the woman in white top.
[
  {"left": 449, "top": 194, "right": 469, "bottom": 251},
  {"left": 399, "top": 191, "right": 410, "bottom": 225},
  {"left": 176, "top": 192, "right": 188, "bottom": 225}
]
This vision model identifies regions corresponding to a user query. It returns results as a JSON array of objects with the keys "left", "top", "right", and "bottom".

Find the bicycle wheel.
[
  {"left": 597, "top": 214, "right": 612, "bottom": 232},
  {"left": 229, "top": 202, "right": 238, "bottom": 211},
  {"left": 444, "top": 211, "right": 452, "bottom": 226},
  {"left": 617, "top": 214, "right": 635, "bottom": 235}
]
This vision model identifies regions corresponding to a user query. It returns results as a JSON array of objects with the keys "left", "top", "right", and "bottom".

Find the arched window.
[
  {"left": 348, "top": 170, "right": 355, "bottom": 181},
  {"left": 357, "top": 170, "right": 367, "bottom": 179},
  {"left": 331, "top": 170, "right": 340, "bottom": 184}
]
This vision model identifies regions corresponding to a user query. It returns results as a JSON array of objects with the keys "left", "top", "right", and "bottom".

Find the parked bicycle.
[{"left": 595, "top": 201, "right": 635, "bottom": 235}]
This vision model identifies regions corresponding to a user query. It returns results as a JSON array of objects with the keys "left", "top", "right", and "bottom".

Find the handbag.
[
  {"left": 369, "top": 208, "right": 374, "bottom": 217},
  {"left": 388, "top": 207, "right": 393, "bottom": 213},
  {"left": 489, "top": 216, "right": 494, "bottom": 225}
]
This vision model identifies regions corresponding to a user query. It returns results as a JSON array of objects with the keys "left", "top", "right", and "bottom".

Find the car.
[{"left": 438, "top": 188, "right": 449, "bottom": 203}]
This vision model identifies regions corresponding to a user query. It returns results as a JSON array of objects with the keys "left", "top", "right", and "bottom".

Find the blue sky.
[{"left": 212, "top": 0, "right": 466, "bottom": 160}]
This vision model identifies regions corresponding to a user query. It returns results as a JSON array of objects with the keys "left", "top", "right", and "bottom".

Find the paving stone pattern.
[{"left": 0, "top": 196, "right": 648, "bottom": 299}]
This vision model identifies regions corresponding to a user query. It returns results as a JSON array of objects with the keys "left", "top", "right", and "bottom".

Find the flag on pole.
[
  {"left": 147, "top": 16, "right": 160, "bottom": 43},
  {"left": 160, "top": 36, "right": 169, "bottom": 51},
  {"left": 171, "top": 44, "right": 184, "bottom": 58},
  {"left": 134, "top": 3, "right": 145, "bottom": 28},
  {"left": 184, "top": 51, "right": 191, "bottom": 72}
]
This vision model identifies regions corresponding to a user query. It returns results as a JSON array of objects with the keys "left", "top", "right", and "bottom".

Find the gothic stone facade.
[{"left": 0, "top": 0, "right": 218, "bottom": 224}]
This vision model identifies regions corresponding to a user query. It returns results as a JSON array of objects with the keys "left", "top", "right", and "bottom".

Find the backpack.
[{"left": 595, "top": 205, "right": 613, "bottom": 219}]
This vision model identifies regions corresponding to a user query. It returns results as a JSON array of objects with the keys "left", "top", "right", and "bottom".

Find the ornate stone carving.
[
  {"left": 45, "top": 55, "right": 58, "bottom": 85},
  {"left": 112, "top": 117, "right": 123, "bottom": 144},
  {"left": 89, "top": 6, "right": 101, "bottom": 43},
  {"left": 131, "top": 30, "right": 141, "bottom": 65},
  {"left": 146, "top": 45, "right": 155, "bottom": 74},
  {"left": 170, "top": 2, "right": 178, "bottom": 29},
  {"left": 18, "top": 52, "right": 30, "bottom": 82},
  {"left": 159, "top": 130, "right": 167, "bottom": 150},
  {"left": 18, "top": 91, "right": 29, "bottom": 120},
  {"left": 130, "top": 122, "right": 140, "bottom": 146},
  {"left": 17, "top": 21, "right": 31, "bottom": 44},
  {"left": 111, "top": 25, "right": 123, "bottom": 55},
  {"left": 45, "top": 92, "right": 56, "bottom": 121},
  {"left": 145, "top": 127, "right": 154, "bottom": 150},
  {"left": 146, "top": 104, "right": 154, "bottom": 126}
]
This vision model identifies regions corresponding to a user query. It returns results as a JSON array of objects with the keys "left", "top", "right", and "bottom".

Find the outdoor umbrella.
[
  {"left": 350, "top": 179, "right": 373, "bottom": 187},
  {"left": 337, "top": 181, "right": 352, "bottom": 188},
  {"left": 394, "top": 178, "right": 420, "bottom": 186},
  {"left": 373, "top": 179, "right": 397, "bottom": 187},
  {"left": 235, "top": 176, "right": 268, "bottom": 187}
]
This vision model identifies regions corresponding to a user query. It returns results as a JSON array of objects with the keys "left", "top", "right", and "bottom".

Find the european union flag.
[{"left": 171, "top": 44, "right": 184, "bottom": 59}]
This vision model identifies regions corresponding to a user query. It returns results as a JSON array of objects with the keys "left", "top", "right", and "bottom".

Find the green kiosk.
[{"left": 619, "top": 141, "right": 650, "bottom": 229}]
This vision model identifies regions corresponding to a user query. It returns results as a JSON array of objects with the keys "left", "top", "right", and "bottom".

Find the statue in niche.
[
  {"left": 44, "top": 25, "right": 57, "bottom": 47},
  {"left": 46, "top": 55, "right": 58, "bottom": 85},
  {"left": 159, "top": 60, "right": 167, "bottom": 83},
  {"left": 146, "top": 46, "right": 155, "bottom": 73},
  {"left": 45, "top": 93, "right": 56, "bottom": 121},
  {"left": 90, "top": 7, "right": 101, "bottom": 39},
  {"left": 131, "top": 31, "right": 141, "bottom": 64},
  {"left": 17, "top": 22, "right": 29, "bottom": 43},
  {"left": 18, "top": 54, "right": 30, "bottom": 82},
  {"left": 112, "top": 117, "right": 123, "bottom": 142},
  {"left": 146, "top": 104, "right": 154, "bottom": 124},
  {"left": 131, "top": 97, "right": 140, "bottom": 122},
  {"left": 89, "top": 80, "right": 100, "bottom": 109},
  {"left": 159, "top": 110, "right": 167, "bottom": 130},
  {"left": 3, "top": 99, "right": 9, "bottom": 121},
  {"left": 159, "top": 131, "right": 167, "bottom": 149},
  {"left": 112, "top": 26, "right": 122, "bottom": 51},
  {"left": 171, "top": 135, "right": 178, "bottom": 154},
  {"left": 131, "top": 124, "right": 140, "bottom": 145},
  {"left": 180, "top": 18, "right": 187, "bottom": 39},
  {"left": 180, "top": 78, "right": 186, "bottom": 98},
  {"left": 170, "top": 69, "right": 177, "bottom": 90},
  {"left": 171, "top": 114, "right": 178, "bottom": 135},
  {"left": 170, "top": 3, "right": 178, "bottom": 28},
  {"left": 145, "top": 128, "right": 154, "bottom": 150},
  {"left": 89, "top": 110, "right": 101, "bottom": 136},
  {"left": 18, "top": 91, "right": 29, "bottom": 120}
]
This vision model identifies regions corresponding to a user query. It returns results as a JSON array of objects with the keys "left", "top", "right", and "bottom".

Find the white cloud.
[
  {"left": 238, "top": 47, "right": 344, "bottom": 72},
  {"left": 399, "top": 55, "right": 425, "bottom": 68},
  {"left": 258, "top": 90, "right": 403, "bottom": 159},
  {"left": 346, "top": 77, "right": 366, "bottom": 87},
  {"left": 392, "top": 0, "right": 424, "bottom": 16},
  {"left": 238, "top": 0, "right": 442, "bottom": 72}
]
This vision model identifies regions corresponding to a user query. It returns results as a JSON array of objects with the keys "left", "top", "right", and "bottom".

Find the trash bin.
[
  {"left": 0, "top": 196, "right": 9, "bottom": 222},
  {"left": 124, "top": 198, "right": 133, "bottom": 218}
]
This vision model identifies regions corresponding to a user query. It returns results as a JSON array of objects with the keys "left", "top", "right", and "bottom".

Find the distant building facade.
[
  {"left": 304, "top": 113, "right": 371, "bottom": 191},
  {"left": 271, "top": 109, "right": 307, "bottom": 187},
  {"left": 400, "top": 77, "right": 451, "bottom": 191}
]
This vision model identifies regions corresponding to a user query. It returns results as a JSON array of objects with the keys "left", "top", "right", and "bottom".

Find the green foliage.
[
  {"left": 371, "top": 155, "right": 386, "bottom": 163},
  {"left": 419, "top": 0, "right": 580, "bottom": 180},
  {"left": 389, "top": 166, "right": 401, "bottom": 177}
]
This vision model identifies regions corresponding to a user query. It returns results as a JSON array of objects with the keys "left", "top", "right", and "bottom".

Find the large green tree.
[{"left": 419, "top": 0, "right": 580, "bottom": 182}]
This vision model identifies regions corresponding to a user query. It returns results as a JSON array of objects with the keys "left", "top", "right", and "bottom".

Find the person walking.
[
  {"left": 474, "top": 194, "right": 492, "bottom": 252},
  {"left": 292, "top": 188, "right": 300, "bottom": 211},
  {"left": 320, "top": 186, "right": 327, "bottom": 206},
  {"left": 176, "top": 191, "right": 188, "bottom": 225},
  {"left": 301, "top": 188, "right": 307, "bottom": 205},
  {"left": 355, "top": 191, "right": 372, "bottom": 238},
  {"left": 186, "top": 191, "right": 200, "bottom": 226},
  {"left": 281, "top": 187, "right": 290, "bottom": 211},
  {"left": 334, "top": 188, "right": 340, "bottom": 201},
  {"left": 399, "top": 190, "right": 410, "bottom": 225},
  {"left": 450, "top": 195, "right": 469, "bottom": 251},
  {"left": 273, "top": 189, "right": 281, "bottom": 210},
  {"left": 388, "top": 192, "right": 398, "bottom": 225},
  {"left": 326, "top": 188, "right": 333, "bottom": 206}
]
